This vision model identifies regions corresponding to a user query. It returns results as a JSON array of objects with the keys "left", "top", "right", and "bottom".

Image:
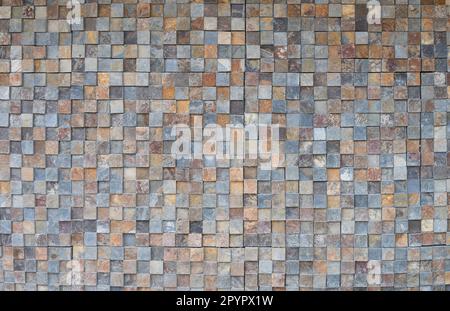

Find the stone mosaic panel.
[{"left": 0, "top": 0, "right": 449, "bottom": 290}]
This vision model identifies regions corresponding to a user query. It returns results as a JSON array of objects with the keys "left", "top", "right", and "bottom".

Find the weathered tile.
[{"left": 0, "top": 0, "right": 447, "bottom": 292}]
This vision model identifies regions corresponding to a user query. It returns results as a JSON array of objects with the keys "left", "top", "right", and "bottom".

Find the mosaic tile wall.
[{"left": 0, "top": 0, "right": 449, "bottom": 291}]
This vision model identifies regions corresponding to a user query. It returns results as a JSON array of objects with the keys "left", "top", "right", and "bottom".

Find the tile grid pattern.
[{"left": 0, "top": 0, "right": 449, "bottom": 290}]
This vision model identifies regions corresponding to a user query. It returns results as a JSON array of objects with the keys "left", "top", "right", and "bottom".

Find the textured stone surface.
[{"left": 0, "top": 0, "right": 449, "bottom": 291}]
